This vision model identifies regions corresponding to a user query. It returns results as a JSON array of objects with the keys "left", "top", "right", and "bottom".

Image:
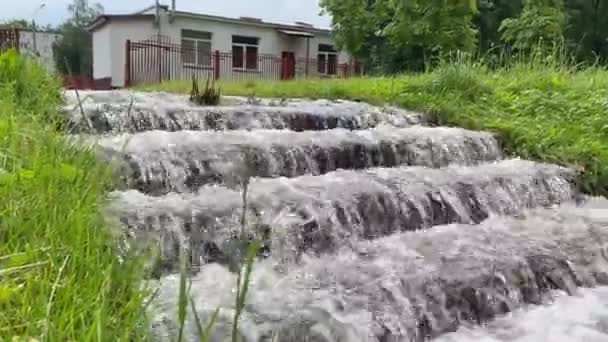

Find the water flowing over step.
[
  {"left": 64, "top": 91, "right": 425, "bottom": 134},
  {"left": 97, "top": 126, "right": 502, "bottom": 195},
  {"left": 436, "top": 287, "right": 608, "bottom": 342},
  {"left": 149, "top": 197, "right": 608, "bottom": 342},
  {"left": 111, "top": 159, "right": 575, "bottom": 272}
]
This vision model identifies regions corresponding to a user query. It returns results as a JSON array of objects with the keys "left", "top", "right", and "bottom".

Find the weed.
[
  {"left": 245, "top": 81, "right": 261, "bottom": 105},
  {"left": 190, "top": 76, "right": 221, "bottom": 106}
]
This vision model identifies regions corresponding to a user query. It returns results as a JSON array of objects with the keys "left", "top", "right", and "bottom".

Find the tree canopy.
[
  {"left": 321, "top": 0, "right": 608, "bottom": 72},
  {"left": 53, "top": 0, "right": 104, "bottom": 76}
]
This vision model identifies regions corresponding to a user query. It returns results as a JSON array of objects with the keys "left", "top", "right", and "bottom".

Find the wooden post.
[
  {"left": 214, "top": 50, "right": 221, "bottom": 81},
  {"left": 124, "top": 40, "right": 132, "bottom": 87}
]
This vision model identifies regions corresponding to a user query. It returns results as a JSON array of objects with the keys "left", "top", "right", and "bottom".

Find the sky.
[{"left": 0, "top": 0, "right": 332, "bottom": 28}]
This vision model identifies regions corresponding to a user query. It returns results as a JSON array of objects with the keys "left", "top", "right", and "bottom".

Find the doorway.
[{"left": 281, "top": 51, "right": 295, "bottom": 80}]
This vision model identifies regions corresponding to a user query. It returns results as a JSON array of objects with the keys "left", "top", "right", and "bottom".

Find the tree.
[
  {"left": 53, "top": 0, "right": 103, "bottom": 76},
  {"left": 67, "top": 0, "right": 104, "bottom": 28},
  {"left": 320, "top": 0, "right": 478, "bottom": 72},
  {"left": 498, "top": 0, "right": 566, "bottom": 55},
  {"left": 319, "top": 0, "right": 397, "bottom": 72},
  {"left": 563, "top": 0, "right": 608, "bottom": 63},
  {"left": 383, "top": 0, "right": 478, "bottom": 63},
  {"left": 323, "top": 0, "right": 608, "bottom": 72},
  {"left": 2, "top": 19, "right": 34, "bottom": 30},
  {"left": 475, "top": 0, "right": 524, "bottom": 52},
  {"left": 1, "top": 19, "right": 53, "bottom": 31}
]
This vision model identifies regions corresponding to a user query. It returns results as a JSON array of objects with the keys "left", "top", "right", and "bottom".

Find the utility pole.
[{"left": 31, "top": 2, "right": 46, "bottom": 56}]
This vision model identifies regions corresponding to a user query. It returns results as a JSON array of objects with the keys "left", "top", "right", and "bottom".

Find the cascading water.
[
  {"left": 436, "top": 287, "right": 608, "bottom": 342},
  {"left": 149, "top": 198, "right": 608, "bottom": 342},
  {"left": 112, "top": 159, "right": 575, "bottom": 273},
  {"left": 65, "top": 91, "right": 425, "bottom": 134},
  {"left": 65, "top": 90, "right": 608, "bottom": 342},
  {"left": 96, "top": 126, "right": 502, "bottom": 194}
]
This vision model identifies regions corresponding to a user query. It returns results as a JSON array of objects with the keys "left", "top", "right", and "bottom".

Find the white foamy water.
[
  {"left": 148, "top": 197, "right": 608, "bottom": 342},
  {"left": 91, "top": 126, "right": 502, "bottom": 194},
  {"left": 68, "top": 91, "right": 608, "bottom": 342},
  {"left": 437, "top": 287, "right": 608, "bottom": 342},
  {"left": 63, "top": 91, "right": 426, "bottom": 134},
  {"left": 111, "top": 159, "right": 575, "bottom": 273}
]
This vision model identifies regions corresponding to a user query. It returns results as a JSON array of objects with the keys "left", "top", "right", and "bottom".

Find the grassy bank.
[
  {"left": 140, "top": 60, "right": 608, "bottom": 196},
  {"left": 0, "top": 51, "right": 148, "bottom": 339}
]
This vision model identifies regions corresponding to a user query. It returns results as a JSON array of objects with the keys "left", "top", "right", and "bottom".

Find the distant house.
[
  {"left": 0, "top": 26, "right": 61, "bottom": 73},
  {"left": 87, "top": 3, "right": 354, "bottom": 88}
]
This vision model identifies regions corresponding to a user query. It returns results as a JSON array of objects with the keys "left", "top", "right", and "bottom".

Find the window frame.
[
  {"left": 232, "top": 35, "right": 260, "bottom": 71},
  {"left": 317, "top": 44, "right": 338, "bottom": 75},
  {"left": 181, "top": 29, "right": 213, "bottom": 68}
]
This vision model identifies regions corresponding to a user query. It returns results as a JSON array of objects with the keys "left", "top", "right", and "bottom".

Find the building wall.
[
  {"left": 18, "top": 31, "right": 61, "bottom": 73},
  {"left": 164, "top": 15, "right": 351, "bottom": 80},
  {"left": 92, "top": 24, "right": 112, "bottom": 80},
  {"left": 107, "top": 17, "right": 158, "bottom": 87},
  {"left": 288, "top": 34, "right": 352, "bottom": 78},
  {"left": 289, "top": 34, "right": 350, "bottom": 64},
  {"left": 95, "top": 9, "right": 352, "bottom": 87},
  {"left": 168, "top": 16, "right": 290, "bottom": 57}
]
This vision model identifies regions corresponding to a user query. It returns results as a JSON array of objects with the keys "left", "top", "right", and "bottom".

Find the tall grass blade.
[{"left": 176, "top": 246, "right": 190, "bottom": 342}]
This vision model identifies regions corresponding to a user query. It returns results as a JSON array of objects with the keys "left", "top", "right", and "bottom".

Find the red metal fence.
[
  {"left": 125, "top": 39, "right": 362, "bottom": 87},
  {"left": 0, "top": 28, "right": 19, "bottom": 53}
]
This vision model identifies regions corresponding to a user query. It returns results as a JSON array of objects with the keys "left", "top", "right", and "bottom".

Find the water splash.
[
  {"left": 111, "top": 159, "right": 575, "bottom": 274},
  {"left": 95, "top": 126, "right": 502, "bottom": 195},
  {"left": 149, "top": 197, "right": 608, "bottom": 342},
  {"left": 63, "top": 91, "right": 425, "bottom": 134},
  {"left": 73, "top": 91, "right": 604, "bottom": 342},
  {"left": 436, "top": 287, "right": 608, "bottom": 342}
]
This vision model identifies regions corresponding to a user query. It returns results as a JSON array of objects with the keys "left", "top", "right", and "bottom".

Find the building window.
[
  {"left": 232, "top": 35, "right": 259, "bottom": 70},
  {"left": 318, "top": 44, "right": 337, "bottom": 75},
  {"left": 181, "top": 29, "right": 212, "bottom": 67}
]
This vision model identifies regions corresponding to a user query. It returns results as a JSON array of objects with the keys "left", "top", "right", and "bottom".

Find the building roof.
[
  {"left": 87, "top": 5, "right": 331, "bottom": 35},
  {"left": 86, "top": 14, "right": 156, "bottom": 32}
]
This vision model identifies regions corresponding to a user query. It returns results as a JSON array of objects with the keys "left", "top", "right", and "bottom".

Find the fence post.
[
  {"left": 305, "top": 37, "right": 310, "bottom": 77},
  {"left": 124, "top": 40, "right": 131, "bottom": 87},
  {"left": 214, "top": 50, "right": 221, "bottom": 81}
]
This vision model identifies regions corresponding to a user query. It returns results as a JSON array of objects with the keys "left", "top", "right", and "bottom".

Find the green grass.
[
  {"left": 139, "top": 59, "right": 608, "bottom": 196},
  {"left": 0, "top": 50, "right": 150, "bottom": 340}
]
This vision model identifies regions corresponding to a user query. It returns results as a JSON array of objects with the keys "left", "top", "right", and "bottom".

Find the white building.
[
  {"left": 87, "top": 3, "right": 354, "bottom": 88},
  {"left": 0, "top": 26, "right": 61, "bottom": 73}
]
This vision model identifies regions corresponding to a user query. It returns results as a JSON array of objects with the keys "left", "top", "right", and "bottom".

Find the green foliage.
[
  {"left": 0, "top": 19, "right": 54, "bottom": 32},
  {"left": 190, "top": 76, "right": 222, "bottom": 106},
  {"left": 141, "top": 60, "right": 608, "bottom": 197},
  {"left": 322, "top": 0, "right": 608, "bottom": 70},
  {"left": 0, "top": 51, "right": 149, "bottom": 340},
  {"left": 0, "top": 50, "right": 61, "bottom": 120},
  {"left": 563, "top": 0, "right": 608, "bottom": 63},
  {"left": 499, "top": 0, "right": 567, "bottom": 55},
  {"left": 53, "top": 0, "right": 103, "bottom": 76},
  {"left": 383, "top": 0, "right": 478, "bottom": 62},
  {"left": 476, "top": 0, "right": 524, "bottom": 51},
  {"left": 320, "top": 0, "right": 478, "bottom": 72},
  {"left": 1, "top": 19, "right": 34, "bottom": 30}
]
